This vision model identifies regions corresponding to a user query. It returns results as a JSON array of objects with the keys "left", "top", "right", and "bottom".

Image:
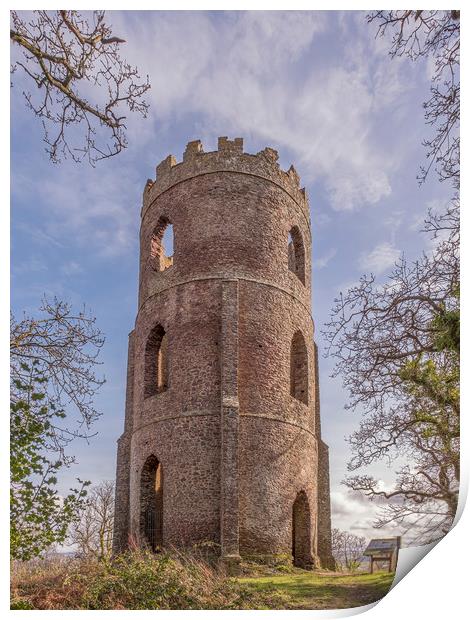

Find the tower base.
[{"left": 219, "top": 554, "right": 242, "bottom": 575}]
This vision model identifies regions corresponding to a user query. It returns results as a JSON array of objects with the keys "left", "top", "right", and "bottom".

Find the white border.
[{"left": 4, "top": 2, "right": 467, "bottom": 618}]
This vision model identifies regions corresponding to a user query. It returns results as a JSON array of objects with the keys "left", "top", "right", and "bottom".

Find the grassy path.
[{"left": 237, "top": 570, "right": 395, "bottom": 609}]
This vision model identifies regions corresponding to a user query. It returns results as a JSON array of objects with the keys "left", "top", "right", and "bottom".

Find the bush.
[
  {"left": 10, "top": 599, "right": 33, "bottom": 610},
  {"left": 11, "top": 549, "right": 286, "bottom": 610}
]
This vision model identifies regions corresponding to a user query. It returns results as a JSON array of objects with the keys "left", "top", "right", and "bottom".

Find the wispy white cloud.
[
  {"left": 112, "top": 11, "right": 415, "bottom": 212},
  {"left": 11, "top": 11, "right": 424, "bottom": 260},
  {"left": 331, "top": 486, "right": 399, "bottom": 540},
  {"left": 331, "top": 489, "right": 379, "bottom": 538},
  {"left": 315, "top": 212, "right": 332, "bottom": 228},
  {"left": 358, "top": 241, "right": 401, "bottom": 274},
  {"left": 12, "top": 256, "right": 48, "bottom": 275},
  {"left": 315, "top": 247, "right": 337, "bottom": 270},
  {"left": 13, "top": 221, "right": 66, "bottom": 249},
  {"left": 12, "top": 157, "right": 141, "bottom": 257},
  {"left": 61, "top": 261, "right": 83, "bottom": 276}
]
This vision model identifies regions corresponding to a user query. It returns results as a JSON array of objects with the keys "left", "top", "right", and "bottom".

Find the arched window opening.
[
  {"left": 158, "top": 333, "right": 169, "bottom": 391},
  {"left": 292, "top": 491, "right": 312, "bottom": 568},
  {"left": 140, "top": 455, "right": 163, "bottom": 551},
  {"left": 150, "top": 217, "right": 174, "bottom": 271},
  {"left": 290, "top": 330, "right": 308, "bottom": 404},
  {"left": 144, "top": 324, "right": 168, "bottom": 398},
  {"left": 287, "top": 226, "right": 305, "bottom": 285}
]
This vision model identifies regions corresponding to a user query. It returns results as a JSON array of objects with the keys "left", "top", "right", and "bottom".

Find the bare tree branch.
[
  {"left": 324, "top": 203, "right": 459, "bottom": 544},
  {"left": 368, "top": 10, "right": 460, "bottom": 188},
  {"left": 331, "top": 529, "right": 367, "bottom": 572},
  {"left": 10, "top": 297, "right": 105, "bottom": 455},
  {"left": 10, "top": 10, "right": 150, "bottom": 165},
  {"left": 68, "top": 480, "right": 115, "bottom": 560}
]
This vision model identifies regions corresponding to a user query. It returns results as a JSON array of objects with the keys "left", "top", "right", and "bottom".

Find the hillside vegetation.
[{"left": 11, "top": 550, "right": 394, "bottom": 610}]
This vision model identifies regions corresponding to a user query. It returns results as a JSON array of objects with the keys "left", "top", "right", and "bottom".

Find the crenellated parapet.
[{"left": 142, "top": 137, "right": 308, "bottom": 218}]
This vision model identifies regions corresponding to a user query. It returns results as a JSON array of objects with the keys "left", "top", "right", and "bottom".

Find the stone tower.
[{"left": 113, "top": 137, "right": 334, "bottom": 569}]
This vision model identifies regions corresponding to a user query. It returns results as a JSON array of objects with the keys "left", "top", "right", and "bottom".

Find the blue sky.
[{"left": 10, "top": 10, "right": 453, "bottom": 543}]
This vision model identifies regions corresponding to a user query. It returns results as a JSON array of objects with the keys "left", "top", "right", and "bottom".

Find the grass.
[
  {"left": 11, "top": 550, "right": 395, "bottom": 610},
  {"left": 238, "top": 569, "right": 395, "bottom": 609}
]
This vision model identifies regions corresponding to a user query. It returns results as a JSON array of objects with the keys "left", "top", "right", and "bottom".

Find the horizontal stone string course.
[
  {"left": 130, "top": 412, "right": 319, "bottom": 448},
  {"left": 138, "top": 274, "right": 315, "bottom": 323}
]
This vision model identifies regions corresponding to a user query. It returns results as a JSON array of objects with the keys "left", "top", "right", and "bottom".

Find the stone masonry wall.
[{"left": 113, "top": 137, "right": 333, "bottom": 567}]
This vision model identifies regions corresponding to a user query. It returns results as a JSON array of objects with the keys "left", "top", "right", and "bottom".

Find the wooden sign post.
[{"left": 363, "top": 537, "right": 401, "bottom": 574}]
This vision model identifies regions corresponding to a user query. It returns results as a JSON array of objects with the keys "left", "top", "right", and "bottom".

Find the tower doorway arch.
[
  {"left": 140, "top": 455, "right": 163, "bottom": 551},
  {"left": 292, "top": 491, "right": 312, "bottom": 568}
]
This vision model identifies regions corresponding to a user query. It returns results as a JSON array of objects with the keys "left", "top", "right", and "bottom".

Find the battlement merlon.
[{"left": 142, "top": 137, "right": 308, "bottom": 217}]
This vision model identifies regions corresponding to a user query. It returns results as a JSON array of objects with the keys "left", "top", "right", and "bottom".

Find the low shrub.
[{"left": 11, "top": 549, "right": 286, "bottom": 610}]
